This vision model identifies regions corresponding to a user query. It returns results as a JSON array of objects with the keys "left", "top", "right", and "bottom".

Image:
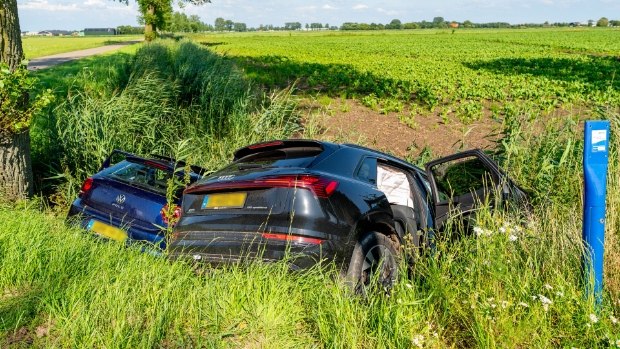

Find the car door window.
[
  {"left": 356, "top": 157, "right": 377, "bottom": 184},
  {"left": 430, "top": 156, "right": 494, "bottom": 202},
  {"left": 377, "top": 163, "right": 414, "bottom": 208}
]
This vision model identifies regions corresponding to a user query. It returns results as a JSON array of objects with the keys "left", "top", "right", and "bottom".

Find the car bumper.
[
  {"left": 167, "top": 230, "right": 339, "bottom": 270},
  {"left": 68, "top": 198, "right": 166, "bottom": 250}
]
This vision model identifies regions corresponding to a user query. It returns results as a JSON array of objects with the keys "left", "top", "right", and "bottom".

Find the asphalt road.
[{"left": 27, "top": 39, "right": 144, "bottom": 71}]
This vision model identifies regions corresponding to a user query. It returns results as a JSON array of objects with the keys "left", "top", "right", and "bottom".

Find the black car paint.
[{"left": 169, "top": 140, "right": 525, "bottom": 271}]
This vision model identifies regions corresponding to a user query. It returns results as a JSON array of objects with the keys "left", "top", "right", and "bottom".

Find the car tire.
[{"left": 344, "top": 231, "right": 400, "bottom": 294}]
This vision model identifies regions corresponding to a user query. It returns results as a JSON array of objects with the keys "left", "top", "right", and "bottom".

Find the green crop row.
[{"left": 189, "top": 29, "right": 619, "bottom": 120}]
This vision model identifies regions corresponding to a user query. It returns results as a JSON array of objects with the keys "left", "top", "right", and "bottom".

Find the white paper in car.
[{"left": 377, "top": 165, "right": 412, "bottom": 207}]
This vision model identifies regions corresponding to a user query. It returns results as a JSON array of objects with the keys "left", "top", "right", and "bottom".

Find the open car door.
[{"left": 424, "top": 149, "right": 508, "bottom": 230}]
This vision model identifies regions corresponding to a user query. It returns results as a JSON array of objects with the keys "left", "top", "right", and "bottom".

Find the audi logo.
[{"left": 116, "top": 194, "right": 126, "bottom": 204}]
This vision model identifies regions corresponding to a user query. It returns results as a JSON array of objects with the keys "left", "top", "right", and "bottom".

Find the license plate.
[
  {"left": 87, "top": 219, "right": 128, "bottom": 242},
  {"left": 202, "top": 192, "right": 247, "bottom": 209}
]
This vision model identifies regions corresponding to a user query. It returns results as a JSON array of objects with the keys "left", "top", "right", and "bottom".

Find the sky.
[{"left": 17, "top": 0, "right": 620, "bottom": 32}]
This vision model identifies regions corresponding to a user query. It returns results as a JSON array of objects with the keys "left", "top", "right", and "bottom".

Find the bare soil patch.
[{"left": 297, "top": 97, "right": 501, "bottom": 159}]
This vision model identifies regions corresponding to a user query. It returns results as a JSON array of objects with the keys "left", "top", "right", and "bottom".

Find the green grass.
[
  {"left": 22, "top": 35, "right": 142, "bottom": 59},
  {"left": 6, "top": 35, "right": 620, "bottom": 348},
  {"left": 187, "top": 28, "right": 619, "bottom": 121}
]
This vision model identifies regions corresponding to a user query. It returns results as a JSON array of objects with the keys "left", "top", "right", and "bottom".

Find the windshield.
[{"left": 104, "top": 161, "right": 197, "bottom": 196}]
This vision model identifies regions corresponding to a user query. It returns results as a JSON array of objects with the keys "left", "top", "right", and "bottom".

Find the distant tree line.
[
  {"left": 214, "top": 17, "right": 247, "bottom": 32},
  {"left": 340, "top": 16, "right": 620, "bottom": 30},
  {"left": 169, "top": 12, "right": 213, "bottom": 32},
  {"left": 117, "top": 25, "right": 145, "bottom": 35},
  {"left": 126, "top": 14, "right": 619, "bottom": 34}
]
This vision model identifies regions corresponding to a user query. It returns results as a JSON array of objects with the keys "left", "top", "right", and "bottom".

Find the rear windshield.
[
  {"left": 104, "top": 161, "right": 197, "bottom": 196},
  {"left": 237, "top": 147, "right": 323, "bottom": 168}
]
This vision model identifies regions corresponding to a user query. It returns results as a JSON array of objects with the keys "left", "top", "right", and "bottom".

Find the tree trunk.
[
  {"left": 0, "top": 131, "right": 34, "bottom": 199},
  {"left": 0, "top": 0, "right": 24, "bottom": 72},
  {"left": 144, "top": 4, "right": 156, "bottom": 40}
]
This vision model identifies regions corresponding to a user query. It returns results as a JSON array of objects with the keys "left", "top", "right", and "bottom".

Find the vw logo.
[{"left": 116, "top": 194, "right": 126, "bottom": 204}]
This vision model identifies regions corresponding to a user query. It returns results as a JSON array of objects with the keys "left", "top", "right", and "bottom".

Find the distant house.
[
  {"left": 84, "top": 28, "right": 117, "bottom": 36},
  {"left": 45, "top": 30, "right": 74, "bottom": 36},
  {"left": 450, "top": 22, "right": 459, "bottom": 28},
  {"left": 569, "top": 21, "right": 590, "bottom": 27},
  {"left": 38, "top": 31, "right": 53, "bottom": 36}
]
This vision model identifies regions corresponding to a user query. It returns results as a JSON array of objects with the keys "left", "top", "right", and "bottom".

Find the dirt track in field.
[{"left": 27, "top": 39, "right": 143, "bottom": 71}]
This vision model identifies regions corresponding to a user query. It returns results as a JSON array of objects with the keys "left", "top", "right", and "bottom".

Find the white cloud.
[
  {"left": 19, "top": 0, "right": 79, "bottom": 11},
  {"left": 352, "top": 4, "right": 368, "bottom": 10},
  {"left": 377, "top": 7, "right": 399, "bottom": 15},
  {"left": 84, "top": 0, "right": 105, "bottom": 6},
  {"left": 539, "top": 0, "right": 554, "bottom": 4},
  {"left": 322, "top": 4, "right": 338, "bottom": 9}
]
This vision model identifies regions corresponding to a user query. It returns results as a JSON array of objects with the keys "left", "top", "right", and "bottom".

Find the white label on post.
[{"left": 592, "top": 130, "right": 607, "bottom": 153}]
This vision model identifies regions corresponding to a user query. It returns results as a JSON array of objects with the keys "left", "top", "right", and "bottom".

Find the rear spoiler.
[
  {"left": 233, "top": 140, "right": 329, "bottom": 161},
  {"left": 99, "top": 149, "right": 208, "bottom": 175}
]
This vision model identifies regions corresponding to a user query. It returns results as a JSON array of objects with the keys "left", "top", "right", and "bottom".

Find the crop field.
[
  {"left": 22, "top": 35, "right": 142, "bottom": 59},
  {"left": 192, "top": 28, "right": 619, "bottom": 123},
  {"left": 1, "top": 31, "right": 620, "bottom": 347}
]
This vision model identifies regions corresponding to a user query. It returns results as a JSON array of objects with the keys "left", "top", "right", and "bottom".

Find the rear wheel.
[{"left": 345, "top": 231, "right": 400, "bottom": 294}]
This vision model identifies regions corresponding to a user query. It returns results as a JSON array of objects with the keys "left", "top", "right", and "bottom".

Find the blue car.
[{"left": 68, "top": 150, "right": 206, "bottom": 250}]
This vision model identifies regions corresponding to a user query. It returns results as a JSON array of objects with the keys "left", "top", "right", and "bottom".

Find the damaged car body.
[
  {"left": 169, "top": 140, "right": 528, "bottom": 290},
  {"left": 67, "top": 150, "right": 206, "bottom": 250}
]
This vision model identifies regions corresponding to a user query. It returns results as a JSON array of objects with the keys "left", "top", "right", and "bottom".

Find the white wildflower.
[
  {"left": 517, "top": 302, "right": 529, "bottom": 307},
  {"left": 474, "top": 226, "right": 483, "bottom": 236},
  {"left": 544, "top": 284, "right": 553, "bottom": 290},
  {"left": 509, "top": 235, "right": 518, "bottom": 241},
  {"left": 397, "top": 299, "right": 402, "bottom": 304},
  {"left": 433, "top": 332, "right": 438, "bottom": 338},
  {"left": 502, "top": 300, "right": 509, "bottom": 309},
  {"left": 543, "top": 304, "right": 549, "bottom": 312},
  {"left": 586, "top": 323, "right": 591, "bottom": 328},
  {"left": 539, "top": 295, "right": 552, "bottom": 305},
  {"left": 499, "top": 227, "right": 506, "bottom": 233},
  {"left": 615, "top": 339, "right": 620, "bottom": 347},
  {"left": 556, "top": 291, "right": 564, "bottom": 297},
  {"left": 412, "top": 334, "right": 424, "bottom": 348},
  {"left": 491, "top": 303, "right": 497, "bottom": 308},
  {"left": 532, "top": 295, "right": 537, "bottom": 300},
  {"left": 610, "top": 315, "right": 618, "bottom": 324},
  {"left": 590, "top": 314, "right": 599, "bottom": 323},
  {"left": 487, "top": 297, "right": 495, "bottom": 302},
  {"left": 406, "top": 283, "right": 412, "bottom": 289}
]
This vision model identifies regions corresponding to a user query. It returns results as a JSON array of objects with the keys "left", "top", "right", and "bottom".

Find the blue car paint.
[{"left": 67, "top": 152, "right": 204, "bottom": 251}]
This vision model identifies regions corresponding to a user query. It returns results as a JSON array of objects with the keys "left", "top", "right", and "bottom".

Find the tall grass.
[
  {"left": 4, "top": 37, "right": 619, "bottom": 347},
  {"left": 37, "top": 38, "right": 298, "bottom": 204}
]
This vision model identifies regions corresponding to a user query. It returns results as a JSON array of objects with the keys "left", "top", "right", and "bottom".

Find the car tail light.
[
  {"left": 186, "top": 175, "right": 338, "bottom": 198},
  {"left": 259, "top": 175, "right": 338, "bottom": 198},
  {"left": 248, "top": 141, "right": 283, "bottom": 149},
  {"left": 161, "top": 204, "right": 182, "bottom": 226},
  {"left": 79, "top": 177, "right": 93, "bottom": 196},
  {"left": 261, "top": 232, "right": 324, "bottom": 244},
  {"left": 145, "top": 161, "right": 167, "bottom": 170}
]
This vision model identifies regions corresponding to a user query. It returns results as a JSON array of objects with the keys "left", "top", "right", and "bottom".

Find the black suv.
[{"left": 169, "top": 140, "right": 527, "bottom": 289}]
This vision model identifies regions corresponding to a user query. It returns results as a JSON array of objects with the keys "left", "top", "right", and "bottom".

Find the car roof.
[
  {"left": 234, "top": 140, "right": 426, "bottom": 175},
  {"left": 341, "top": 143, "right": 425, "bottom": 174}
]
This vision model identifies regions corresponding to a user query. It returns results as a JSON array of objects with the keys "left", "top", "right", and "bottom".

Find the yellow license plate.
[
  {"left": 88, "top": 220, "right": 128, "bottom": 242},
  {"left": 202, "top": 192, "right": 247, "bottom": 209}
]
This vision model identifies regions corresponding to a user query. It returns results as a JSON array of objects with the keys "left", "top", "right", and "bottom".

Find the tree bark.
[
  {"left": 0, "top": 0, "right": 24, "bottom": 72},
  {"left": 0, "top": 131, "right": 34, "bottom": 199},
  {"left": 145, "top": 4, "right": 156, "bottom": 39}
]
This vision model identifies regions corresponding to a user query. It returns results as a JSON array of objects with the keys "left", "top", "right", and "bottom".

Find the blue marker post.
[{"left": 582, "top": 120, "right": 610, "bottom": 305}]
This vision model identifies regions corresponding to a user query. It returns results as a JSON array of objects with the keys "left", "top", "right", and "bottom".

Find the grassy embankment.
[
  {"left": 22, "top": 35, "right": 143, "bottom": 59},
  {"left": 1, "top": 36, "right": 619, "bottom": 347}
]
